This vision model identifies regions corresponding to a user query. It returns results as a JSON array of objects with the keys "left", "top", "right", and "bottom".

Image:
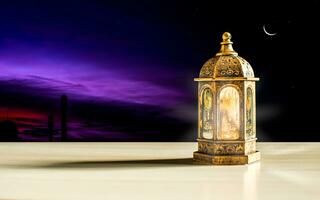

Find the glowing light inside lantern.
[{"left": 218, "top": 86, "right": 240, "bottom": 140}]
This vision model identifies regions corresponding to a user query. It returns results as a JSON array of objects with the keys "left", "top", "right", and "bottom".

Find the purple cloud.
[{"left": 0, "top": 42, "right": 185, "bottom": 107}]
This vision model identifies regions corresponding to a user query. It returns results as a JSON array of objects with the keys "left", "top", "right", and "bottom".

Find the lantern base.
[{"left": 193, "top": 151, "right": 260, "bottom": 165}]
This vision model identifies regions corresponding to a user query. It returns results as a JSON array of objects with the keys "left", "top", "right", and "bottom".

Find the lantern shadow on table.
[{"left": 2, "top": 158, "right": 197, "bottom": 169}]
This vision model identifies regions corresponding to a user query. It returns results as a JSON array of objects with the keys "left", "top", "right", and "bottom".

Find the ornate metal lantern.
[{"left": 193, "top": 32, "right": 260, "bottom": 165}]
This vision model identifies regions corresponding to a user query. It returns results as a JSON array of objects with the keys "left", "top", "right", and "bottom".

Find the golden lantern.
[{"left": 193, "top": 32, "right": 260, "bottom": 165}]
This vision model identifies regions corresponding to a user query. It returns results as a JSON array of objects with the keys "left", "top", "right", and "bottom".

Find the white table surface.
[{"left": 0, "top": 142, "right": 319, "bottom": 200}]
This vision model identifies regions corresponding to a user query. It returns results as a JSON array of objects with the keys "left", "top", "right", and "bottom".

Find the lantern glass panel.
[
  {"left": 246, "top": 87, "right": 253, "bottom": 136},
  {"left": 201, "top": 88, "right": 213, "bottom": 139},
  {"left": 218, "top": 86, "right": 240, "bottom": 140}
]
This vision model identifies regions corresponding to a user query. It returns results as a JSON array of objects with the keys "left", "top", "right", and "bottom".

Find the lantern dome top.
[{"left": 199, "top": 32, "right": 255, "bottom": 78}]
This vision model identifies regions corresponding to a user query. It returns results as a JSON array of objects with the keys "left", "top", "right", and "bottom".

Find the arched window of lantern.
[
  {"left": 246, "top": 87, "right": 254, "bottom": 137},
  {"left": 200, "top": 86, "right": 214, "bottom": 139},
  {"left": 217, "top": 85, "right": 241, "bottom": 140}
]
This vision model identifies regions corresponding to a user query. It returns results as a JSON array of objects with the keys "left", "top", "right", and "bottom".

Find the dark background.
[{"left": 0, "top": 0, "right": 319, "bottom": 141}]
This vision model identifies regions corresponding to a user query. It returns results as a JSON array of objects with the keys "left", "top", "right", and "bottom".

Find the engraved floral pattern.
[
  {"left": 199, "top": 55, "right": 255, "bottom": 78},
  {"left": 214, "top": 143, "right": 243, "bottom": 154},
  {"left": 200, "top": 57, "right": 218, "bottom": 77},
  {"left": 216, "top": 56, "right": 241, "bottom": 77},
  {"left": 238, "top": 56, "right": 254, "bottom": 77},
  {"left": 245, "top": 141, "right": 256, "bottom": 154},
  {"left": 198, "top": 142, "right": 244, "bottom": 155}
]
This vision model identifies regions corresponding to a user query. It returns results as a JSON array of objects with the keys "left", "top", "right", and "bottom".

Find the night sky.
[{"left": 0, "top": 0, "right": 319, "bottom": 141}]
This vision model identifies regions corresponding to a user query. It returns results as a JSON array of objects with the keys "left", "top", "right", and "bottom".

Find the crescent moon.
[{"left": 263, "top": 24, "right": 277, "bottom": 36}]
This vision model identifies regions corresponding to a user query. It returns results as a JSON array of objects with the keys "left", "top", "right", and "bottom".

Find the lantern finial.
[
  {"left": 222, "top": 32, "right": 232, "bottom": 42},
  {"left": 216, "top": 32, "right": 238, "bottom": 56}
]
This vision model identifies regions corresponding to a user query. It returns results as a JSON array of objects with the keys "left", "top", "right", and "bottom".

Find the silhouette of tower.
[
  {"left": 48, "top": 113, "right": 54, "bottom": 142},
  {"left": 60, "top": 94, "right": 68, "bottom": 141}
]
